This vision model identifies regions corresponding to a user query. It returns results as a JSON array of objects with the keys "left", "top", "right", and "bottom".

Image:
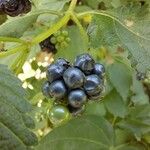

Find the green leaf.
[
  {"left": 88, "top": 13, "right": 150, "bottom": 72},
  {"left": 114, "top": 21, "right": 150, "bottom": 72},
  {"left": 35, "top": 0, "right": 69, "bottom": 26},
  {"left": 107, "top": 61, "right": 132, "bottom": 101},
  {"left": 114, "top": 144, "right": 146, "bottom": 150},
  {"left": 36, "top": 0, "right": 69, "bottom": 11},
  {"left": 36, "top": 115, "right": 146, "bottom": 150},
  {"left": 84, "top": 102, "right": 106, "bottom": 116},
  {"left": 131, "top": 72, "right": 149, "bottom": 105},
  {"left": 104, "top": 89, "right": 127, "bottom": 118},
  {"left": 0, "top": 13, "right": 40, "bottom": 38},
  {"left": 117, "top": 104, "right": 150, "bottom": 140},
  {"left": 36, "top": 115, "right": 115, "bottom": 150},
  {"left": 114, "top": 129, "right": 133, "bottom": 145},
  {"left": 84, "top": 0, "right": 103, "bottom": 9},
  {"left": 88, "top": 15, "right": 120, "bottom": 49},
  {"left": 0, "top": 65, "right": 38, "bottom": 150}
]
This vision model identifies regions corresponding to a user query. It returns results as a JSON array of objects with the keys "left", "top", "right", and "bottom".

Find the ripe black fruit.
[
  {"left": 68, "top": 89, "right": 87, "bottom": 108},
  {"left": 47, "top": 64, "right": 67, "bottom": 83},
  {"left": 56, "top": 58, "right": 70, "bottom": 67},
  {"left": 93, "top": 63, "right": 105, "bottom": 78},
  {"left": 84, "top": 74, "right": 103, "bottom": 96},
  {"left": 0, "top": 0, "right": 31, "bottom": 17},
  {"left": 42, "top": 53, "right": 105, "bottom": 116},
  {"left": 63, "top": 67, "right": 85, "bottom": 89},
  {"left": 74, "top": 53, "right": 95, "bottom": 74},
  {"left": 49, "top": 80, "right": 67, "bottom": 100}
]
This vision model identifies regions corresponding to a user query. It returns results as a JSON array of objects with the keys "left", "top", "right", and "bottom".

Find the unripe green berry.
[
  {"left": 54, "top": 31, "right": 61, "bottom": 37},
  {"left": 50, "top": 37, "right": 57, "bottom": 44},
  {"left": 48, "top": 105, "right": 70, "bottom": 126},
  {"left": 62, "top": 30, "right": 69, "bottom": 37},
  {"left": 60, "top": 41, "right": 68, "bottom": 48},
  {"left": 55, "top": 43, "right": 60, "bottom": 50},
  {"left": 66, "top": 37, "right": 71, "bottom": 43},
  {"left": 57, "top": 36, "right": 65, "bottom": 42}
]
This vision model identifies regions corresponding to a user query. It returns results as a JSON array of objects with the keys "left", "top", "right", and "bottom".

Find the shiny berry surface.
[
  {"left": 49, "top": 80, "right": 67, "bottom": 100},
  {"left": 74, "top": 53, "right": 95, "bottom": 74},
  {"left": 42, "top": 53, "right": 105, "bottom": 115},
  {"left": 84, "top": 74, "right": 103, "bottom": 96},
  {"left": 47, "top": 64, "right": 67, "bottom": 83},
  {"left": 93, "top": 63, "right": 105, "bottom": 78},
  {"left": 56, "top": 58, "right": 70, "bottom": 67},
  {"left": 63, "top": 67, "right": 85, "bottom": 89},
  {"left": 68, "top": 89, "right": 87, "bottom": 108},
  {"left": 48, "top": 105, "right": 70, "bottom": 126}
]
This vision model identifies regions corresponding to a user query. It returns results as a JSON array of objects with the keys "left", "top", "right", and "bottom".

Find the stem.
[
  {"left": 71, "top": 13, "right": 89, "bottom": 45},
  {"left": 31, "top": 14, "right": 70, "bottom": 44},
  {"left": 13, "top": 50, "right": 29, "bottom": 75},
  {"left": 112, "top": 116, "right": 117, "bottom": 127},
  {"left": 31, "top": 0, "right": 77, "bottom": 45},
  {"left": 10, "top": 51, "right": 24, "bottom": 71},
  {"left": 0, "top": 37, "right": 26, "bottom": 44},
  {"left": 37, "top": 10, "right": 62, "bottom": 16},
  {"left": 77, "top": 10, "right": 111, "bottom": 19},
  {"left": 68, "top": 0, "right": 77, "bottom": 12},
  {"left": 0, "top": 44, "right": 27, "bottom": 58}
]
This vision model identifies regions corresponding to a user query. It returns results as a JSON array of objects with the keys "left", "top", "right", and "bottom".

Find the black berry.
[
  {"left": 0, "top": 0, "right": 31, "bottom": 17},
  {"left": 63, "top": 67, "right": 85, "bottom": 89},
  {"left": 49, "top": 80, "right": 67, "bottom": 100},
  {"left": 74, "top": 53, "right": 95, "bottom": 74},
  {"left": 93, "top": 63, "right": 105, "bottom": 78},
  {"left": 68, "top": 89, "right": 87, "bottom": 108},
  {"left": 42, "top": 53, "right": 105, "bottom": 116},
  {"left": 56, "top": 58, "right": 70, "bottom": 67},
  {"left": 84, "top": 74, "right": 103, "bottom": 96},
  {"left": 47, "top": 64, "right": 67, "bottom": 83}
]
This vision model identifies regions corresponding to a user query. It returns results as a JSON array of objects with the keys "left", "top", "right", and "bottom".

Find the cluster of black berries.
[
  {"left": 39, "top": 30, "right": 70, "bottom": 54},
  {"left": 42, "top": 53, "right": 105, "bottom": 114},
  {"left": 0, "top": 0, "right": 31, "bottom": 17}
]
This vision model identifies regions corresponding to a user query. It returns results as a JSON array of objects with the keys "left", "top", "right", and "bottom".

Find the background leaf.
[
  {"left": 131, "top": 72, "right": 149, "bottom": 105},
  {"left": 0, "top": 65, "right": 38, "bottom": 150},
  {"left": 36, "top": 115, "right": 147, "bottom": 150},
  {"left": 0, "top": 13, "right": 40, "bottom": 38},
  {"left": 84, "top": 102, "right": 106, "bottom": 116},
  {"left": 36, "top": 115, "right": 115, "bottom": 150},
  {"left": 117, "top": 104, "right": 150, "bottom": 140},
  {"left": 88, "top": 12, "right": 150, "bottom": 72},
  {"left": 107, "top": 61, "right": 132, "bottom": 101},
  {"left": 104, "top": 89, "right": 127, "bottom": 118}
]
